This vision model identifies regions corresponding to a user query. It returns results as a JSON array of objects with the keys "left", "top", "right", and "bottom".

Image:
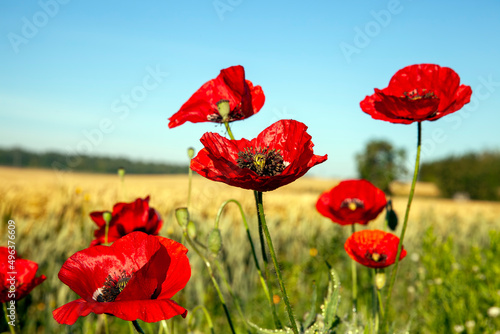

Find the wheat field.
[{"left": 1, "top": 166, "right": 500, "bottom": 333}]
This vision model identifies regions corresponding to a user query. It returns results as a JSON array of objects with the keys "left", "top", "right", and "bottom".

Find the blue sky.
[{"left": 1, "top": 0, "right": 499, "bottom": 178}]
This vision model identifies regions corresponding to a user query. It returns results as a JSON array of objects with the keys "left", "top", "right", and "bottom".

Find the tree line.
[
  {"left": 419, "top": 150, "right": 500, "bottom": 201},
  {"left": 356, "top": 140, "right": 500, "bottom": 201},
  {"left": 0, "top": 147, "right": 188, "bottom": 174}
]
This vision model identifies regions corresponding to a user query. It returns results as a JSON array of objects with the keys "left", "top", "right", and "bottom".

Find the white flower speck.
[{"left": 488, "top": 306, "right": 500, "bottom": 318}]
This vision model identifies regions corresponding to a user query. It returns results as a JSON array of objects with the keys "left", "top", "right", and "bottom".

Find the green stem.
[
  {"left": 129, "top": 321, "right": 135, "bottom": 334},
  {"left": 104, "top": 314, "right": 110, "bottom": 334},
  {"left": 254, "top": 191, "right": 282, "bottom": 329},
  {"left": 3, "top": 303, "right": 16, "bottom": 334},
  {"left": 132, "top": 320, "right": 145, "bottom": 334},
  {"left": 214, "top": 259, "right": 251, "bottom": 332},
  {"left": 105, "top": 221, "right": 109, "bottom": 245},
  {"left": 224, "top": 122, "right": 235, "bottom": 140},
  {"left": 188, "top": 306, "right": 215, "bottom": 334},
  {"left": 187, "top": 165, "right": 193, "bottom": 208},
  {"left": 255, "top": 191, "right": 299, "bottom": 334},
  {"left": 215, "top": 199, "right": 281, "bottom": 328},
  {"left": 377, "top": 288, "right": 385, "bottom": 319},
  {"left": 183, "top": 231, "right": 236, "bottom": 334},
  {"left": 253, "top": 191, "right": 269, "bottom": 276},
  {"left": 384, "top": 122, "right": 422, "bottom": 324},
  {"left": 350, "top": 224, "right": 358, "bottom": 323}
]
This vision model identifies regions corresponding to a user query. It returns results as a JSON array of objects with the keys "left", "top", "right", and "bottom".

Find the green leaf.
[
  {"left": 247, "top": 321, "right": 294, "bottom": 334},
  {"left": 303, "top": 281, "right": 318, "bottom": 330},
  {"left": 322, "top": 264, "right": 341, "bottom": 331}
]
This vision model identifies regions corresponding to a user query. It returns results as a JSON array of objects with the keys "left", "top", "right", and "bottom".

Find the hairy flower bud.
[
  {"left": 175, "top": 208, "right": 189, "bottom": 228},
  {"left": 186, "top": 221, "right": 197, "bottom": 239},
  {"left": 375, "top": 272, "right": 386, "bottom": 290},
  {"left": 207, "top": 228, "right": 222, "bottom": 255}
]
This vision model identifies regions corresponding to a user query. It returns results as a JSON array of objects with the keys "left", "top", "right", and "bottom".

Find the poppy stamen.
[
  {"left": 207, "top": 99, "right": 246, "bottom": 123},
  {"left": 402, "top": 88, "right": 437, "bottom": 101},
  {"left": 366, "top": 251, "right": 387, "bottom": 263},
  {"left": 94, "top": 270, "right": 131, "bottom": 302},
  {"left": 340, "top": 198, "right": 365, "bottom": 211},
  {"left": 237, "top": 147, "right": 286, "bottom": 176}
]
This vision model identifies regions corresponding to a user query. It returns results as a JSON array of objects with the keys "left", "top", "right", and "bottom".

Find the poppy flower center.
[
  {"left": 340, "top": 198, "right": 365, "bottom": 211},
  {"left": 237, "top": 147, "right": 286, "bottom": 176},
  {"left": 366, "top": 251, "right": 387, "bottom": 263},
  {"left": 93, "top": 270, "right": 131, "bottom": 302},
  {"left": 207, "top": 99, "right": 245, "bottom": 123},
  {"left": 401, "top": 88, "right": 437, "bottom": 101}
]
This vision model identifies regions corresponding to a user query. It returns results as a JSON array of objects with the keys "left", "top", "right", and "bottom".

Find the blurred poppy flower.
[
  {"left": 360, "top": 64, "right": 472, "bottom": 124},
  {"left": 168, "top": 65, "right": 265, "bottom": 128},
  {"left": 316, "top": 180, "right": 387, "bottom": 226},
  {"left": 1, "top": 247, "right": 46, "bottom": 303},
  {"left": 90, "top": 196, "right": 162, "bottom": 246},
  {"left": 190, "top": 119, "right": 327, "bottom": 192},
  {"left": 344, "top": 230, "right": 406, "bottom": 269},
  {"left": 53, "top": 232, "right": 191, "bottom": 325}
]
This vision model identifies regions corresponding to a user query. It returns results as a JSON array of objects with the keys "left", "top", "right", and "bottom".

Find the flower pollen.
[
  {"left": 237, "top": 147, "right": 285, "bottom": 176},
  {"left": 94, "top": 270, "right": 131, "bottom": 302},
  {"left": 366, "top": 251, "right": 387, "bottom": 263},
  {"left": 340, "top": 198, "right": 365, "bottom": 211},
  {"left": 401, "top": 88, "right": 437, "bottom": 101}
]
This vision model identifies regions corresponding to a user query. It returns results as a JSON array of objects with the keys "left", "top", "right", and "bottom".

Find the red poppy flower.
[
  {"left": 90, "top": 196, "right": 162, "bottom": 246},
  {"left": 53, "top": 232, "right": 191, "bottom": 325},
  {"left": 1, "top": 247, "right": 46, "bottom": 303},
  {"left": 316, "top": 180, "right": 387, "bottom": 226},
  {"left": 360, "top": 64, "right": 472, "bottom": 124},
  {"left": 344, "top": 230, "right": 406, "bottom": 269},
  {"left": 190, "top": 119, "right": 327, "bottom": 192},
  {"left": 168, "top": 65, "right": 265, "bottom": 128}
]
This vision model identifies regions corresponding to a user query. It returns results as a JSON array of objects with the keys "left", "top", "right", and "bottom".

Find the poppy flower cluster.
[
  {"left": 1, "top": 247, "right": 46, "bottom": 303},
  {"left": 360, "top": 64, "right": 472, "bottom": 124},
  {"left": 53, "top": 232, "right": 191, "bottom": 325},
  {"left": 90, "top": 196, "right": 163, "bottom": 246}
]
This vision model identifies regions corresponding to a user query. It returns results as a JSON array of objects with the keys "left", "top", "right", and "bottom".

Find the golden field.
[
  {"left": 2, "top": 166, "right": 499, "bottom": 244},
  {"left": 1, "top": 166, "right": 500, "bottom": 333}
]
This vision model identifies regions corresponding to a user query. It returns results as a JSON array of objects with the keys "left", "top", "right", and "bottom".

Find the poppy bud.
[
  {"left": 102, "top": 211, "right": 112, "bottom": 224},
  {"left": 175, "top": 208, "right": 189, "bottom": 228},
  {"left": 386, "top": 199, "right": 398, "bottom": 231},
  {"left": 187, "top": 147, "right": 195, "bottom": 159},
  {"left": 117, "top": 167, "right": 125, "bottom": 178},
  {"left": 217, "top": 100, "right": 231, "bottom": 122},
  {"left": 375, "top": 272, "right": 386, "bottom": 290},
  {"left": 207, "top": 228, "right": 222, "bottom": 255},
  {"left": 187, "top": 221, "right": 197, "bottom": 239}
]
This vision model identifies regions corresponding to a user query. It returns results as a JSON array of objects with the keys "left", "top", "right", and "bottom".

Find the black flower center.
[
  {"left": 365, "top": 251, "right": 387, "bottom": 263},
  {"left": 207, "top": 99, "right": 245, "bottom": 123},
  {"left": 401, "top": 88, "right": 437, "bottom": 101},
  {"left": 94, "top": 270, "right": 131, "bottom": 302},
  {"left": 237, "top": 147, "right": 286, "bottom": 176},
  {"left": 340, "top": 198, "right": 365, "bottom": 211}
]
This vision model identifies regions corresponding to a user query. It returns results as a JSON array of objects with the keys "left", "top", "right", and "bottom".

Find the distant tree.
[
  {"left": 355, "top": 140, "right": 407, "bottom": 194},
  {"left": 0, "top": 147, "right": 188, "bottom": 174},
  {"left": 420, "top": 151, "right": 500, "bottom": 201}
]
